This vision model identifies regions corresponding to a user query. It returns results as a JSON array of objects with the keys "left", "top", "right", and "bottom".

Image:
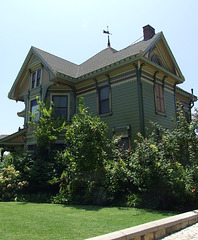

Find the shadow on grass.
[
  {"left": 14, "top": 201, "right": 177, "bottom": 216},
  {"left": 60, "top": 204, "right": 177, "bottom": 216}
]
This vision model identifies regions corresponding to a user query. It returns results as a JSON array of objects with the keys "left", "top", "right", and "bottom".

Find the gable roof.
[
  {"left": 32, "top": 47, "right": 78, "bottom": 78},
  {"left": 8, "top": 30, "right": 184, "bottom": 99},
  {"left": 32, "top": 32, "right": 161, "bottom": 79}
]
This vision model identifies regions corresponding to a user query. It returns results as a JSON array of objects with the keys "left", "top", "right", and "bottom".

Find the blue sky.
[{"left": 1, "top": 0, "right": 198, "bottom": 134}]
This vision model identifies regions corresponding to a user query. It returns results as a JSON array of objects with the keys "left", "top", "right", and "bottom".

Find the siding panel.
[{"left": 79, "top": 79, "right": 140, "bottom": 141}]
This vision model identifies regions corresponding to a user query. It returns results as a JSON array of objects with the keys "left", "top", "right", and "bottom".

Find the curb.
[{"left": 85, "top": 210, "right": 198, "bottom": 240}]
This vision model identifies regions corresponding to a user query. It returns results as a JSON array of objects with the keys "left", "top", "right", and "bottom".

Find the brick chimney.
[{"left": 143, "top": 25, "right": 155, "bottom": 40}]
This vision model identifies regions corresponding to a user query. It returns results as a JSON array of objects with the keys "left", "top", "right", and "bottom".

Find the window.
[
  {"left": 99, "top": 86, "right": 110, "bottom": 114},
  {"left": 28, "top": 144, "right": 36, "bottom": 152},
  {"left": 52, "top": 95, "right": 68, "bottom": 119},
  {"left": 155, "top": 83, "right": 166, "bottom": 114},
  {"left": 118, "top": 137, "right": 129, "bottom": 150},
  {"left": 36, "top": 69, "right": 41, "bottom": 87},
  {"left": 31, "top": 69, "right": 41, "bottom": 89},
  {"left": 30, "top": 99, "right": 39, "bottom": 121},
  {"left": 151, "top": 55, "right": 162, "bottom": 66},
  {"left": 31, "top": 72, "right": 36, "bottom": 89}
]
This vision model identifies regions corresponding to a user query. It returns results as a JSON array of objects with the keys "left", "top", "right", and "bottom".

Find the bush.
[
  {"left": 0, "top": 165, "right": 28, "bottom": 201},
  {"left": 126, "top": 105, "right": 198, "bottom": 210}
]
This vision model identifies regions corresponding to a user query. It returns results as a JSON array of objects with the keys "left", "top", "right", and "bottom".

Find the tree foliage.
[
  {"left": 7, "top": 99, "right": 198, "bottom": 210},
  {"left": 125, "top": 105, "right": 198, "bottom": 209},
  {"left": 57, "top": 98, "right": 109, "bottom": 204},
  {"left": 29, "top": 98, "right": 66, "bottom": 151}
]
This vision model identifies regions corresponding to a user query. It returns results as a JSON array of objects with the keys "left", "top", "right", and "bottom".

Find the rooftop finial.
[{"left": 103, "top": 26, "right": 112, "bottom": 47}]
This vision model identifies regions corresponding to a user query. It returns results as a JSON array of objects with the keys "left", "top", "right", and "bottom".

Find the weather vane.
[{"left": 103, "top": 26, "right": 112, "bottom": 47}]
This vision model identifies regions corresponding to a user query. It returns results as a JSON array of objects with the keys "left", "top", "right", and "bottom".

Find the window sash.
[
  {"left": 31, "top": 72, "right": 36, "bottom": 89},
  {"left": 36, "top": 69, "right": 41, "bottom": 87},
  {"left": 30, "top": 99, "right": 39, "bottom": 121},
  {"left": 155, "top": 84, "right": 165, "bottom": 114},
  {"left": 31, "top": 69, "right": 41, "bottom": 89},
  {"left": 99, "top": 86, "right": 110, "bottom": 114},
  {"left": 52, "top": 95, "right": 68, "bottom": 119}
]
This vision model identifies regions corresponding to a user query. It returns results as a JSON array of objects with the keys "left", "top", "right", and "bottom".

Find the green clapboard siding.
[
  {"left": 80, "top": 91, "right": 98, "bottom": 115},
  {"left": 81, "top": 79, "right": 140, "bottom": 141}
]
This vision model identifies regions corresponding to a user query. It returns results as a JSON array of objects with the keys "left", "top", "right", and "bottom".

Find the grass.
[{"left": 0, "top": 202, "right": 175, "bottom": 240}]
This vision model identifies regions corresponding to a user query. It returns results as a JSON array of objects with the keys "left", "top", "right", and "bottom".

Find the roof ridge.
[
  {"left": 79, "top": 47, "right": 118, "bottom": 66},
  {"left": 120, "top": 32, "right": 161, "bottom": 52}
]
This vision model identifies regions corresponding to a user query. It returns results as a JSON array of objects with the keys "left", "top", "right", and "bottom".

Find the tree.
[
  {"left": 29, "top": 98, "right": 66, "bottom": 152},
  {"left": 57, "top": 98, "right": 109, "bottom": 204},
  {"left": 19, "top": 99, "right": 67, "bottom": 192},
  {"left": 192, "top": 107, "right": 198, "bottom": 134}
]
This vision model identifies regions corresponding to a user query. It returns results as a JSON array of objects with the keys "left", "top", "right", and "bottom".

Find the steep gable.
[
  {"left": 142, "top": 32, "right": 184, "bottom": 80},
  {"left": 32, "top": 47, "right": 78, "bottom": 78}
]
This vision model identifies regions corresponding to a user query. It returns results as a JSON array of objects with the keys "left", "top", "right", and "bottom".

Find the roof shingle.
[{"left": 33, "top": 32, "right": 161, "bottom": 79}]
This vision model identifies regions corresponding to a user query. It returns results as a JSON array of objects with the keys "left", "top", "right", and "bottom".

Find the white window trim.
[{"left": 50, "top": 93, "right": 70, "bottom": 120}]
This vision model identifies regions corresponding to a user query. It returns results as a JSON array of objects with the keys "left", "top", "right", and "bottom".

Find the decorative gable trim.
[{"left": 142, "top": 32, "right": 184, "bottom": 81}]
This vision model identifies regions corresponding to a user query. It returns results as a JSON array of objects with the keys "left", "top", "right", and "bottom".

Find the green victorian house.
[{"left": 0, "top": 25, "right": 196, "bottom": 155}]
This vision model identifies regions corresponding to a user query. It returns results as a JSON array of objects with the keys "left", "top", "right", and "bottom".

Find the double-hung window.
[
  {"left": 99, "top": 86, "right": 110, "bottom": 114},
  {"left": 155, "top": 83, "right": 166, "bottom": 114},
  {"left": 52, "top": 95, "right": 68, "bottom": 119},
  {"left": 30, "top": 99, "right": 39, "bottom": 121},
  {"left": 31, "top": 69, "right": 41, "bottom": 89}
]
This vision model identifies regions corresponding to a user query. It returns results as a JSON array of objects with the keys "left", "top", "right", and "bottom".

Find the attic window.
[
  {"left": 151, "top": 55, "right": 162, "bottom": 66},
  {"left": 31, "top": 69, "right": 41, "bottom": 89}
]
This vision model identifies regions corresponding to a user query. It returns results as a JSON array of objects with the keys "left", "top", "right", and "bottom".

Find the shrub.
[
  {"left": 127, "top": 105, "right": 198, "bottom": 210},
  {"left": 0, "top": 165, "right": 28, "bottom": 201}
]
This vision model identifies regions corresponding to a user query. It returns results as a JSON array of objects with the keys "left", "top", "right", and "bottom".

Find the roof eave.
[
  {"left": 176, "top": 87, "right": 197, "bottom": 101},
  {"left": 140, "top": 56, "right": 184, "bottom": 84},
  {"left": 8, "top": 48, "right": 33, "bottom": 100},
  {"left": 77, "top": 54, "right": 141, "bottom": 81}
]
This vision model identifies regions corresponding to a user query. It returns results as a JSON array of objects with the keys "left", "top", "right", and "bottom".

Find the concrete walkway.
[
  {"left": 86, "top": 210, "right": 198, "bottom": 240},
  {"left": 160, "top": 222, "right": 198, "bottom": 240}
]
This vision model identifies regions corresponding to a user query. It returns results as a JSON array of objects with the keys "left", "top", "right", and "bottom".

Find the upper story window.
[
  {"left": 52, "top": 95, "right": 68, "bottom": 119},
  {"left": 30, "top": 99, "right": 39, "bottom": 121},
  {"left": 99, "top": 86, "right": 110, "bottom": 114},
  {"left": 31, "top": 69, "right": 41, "bottom": 89},
  {"left": 155, "top": 83, "right": 166, "bottom": 115}
]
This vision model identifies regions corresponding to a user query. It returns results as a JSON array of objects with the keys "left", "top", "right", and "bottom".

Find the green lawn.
[{"left": 0, "top": 202, "right": 175, "bottom": 240}]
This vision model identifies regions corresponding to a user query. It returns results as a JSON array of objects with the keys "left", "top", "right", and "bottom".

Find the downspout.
[
  {"left": 153, "top": 71, "right": 159, "bottom": 113},
  {"left": 93, "top": 78, "right": 99, "bottom": 114},
  {"left": 190, "top": 88, "right": 195, "bottom": 109},
  {"left": 133, "top": 62, "right": 145, "bottom": 137},
  {"left": 174, "top": 83, "right": 177, "bottom": 119},
  {"left": 71, "top": 86, "right": 77, "bottom": 117},
  {"left": 190, "top": 88, "right": 195, "bottom": 121},
  {"left": 105, "top": 73, "right": 112, "bottom": 113}
]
